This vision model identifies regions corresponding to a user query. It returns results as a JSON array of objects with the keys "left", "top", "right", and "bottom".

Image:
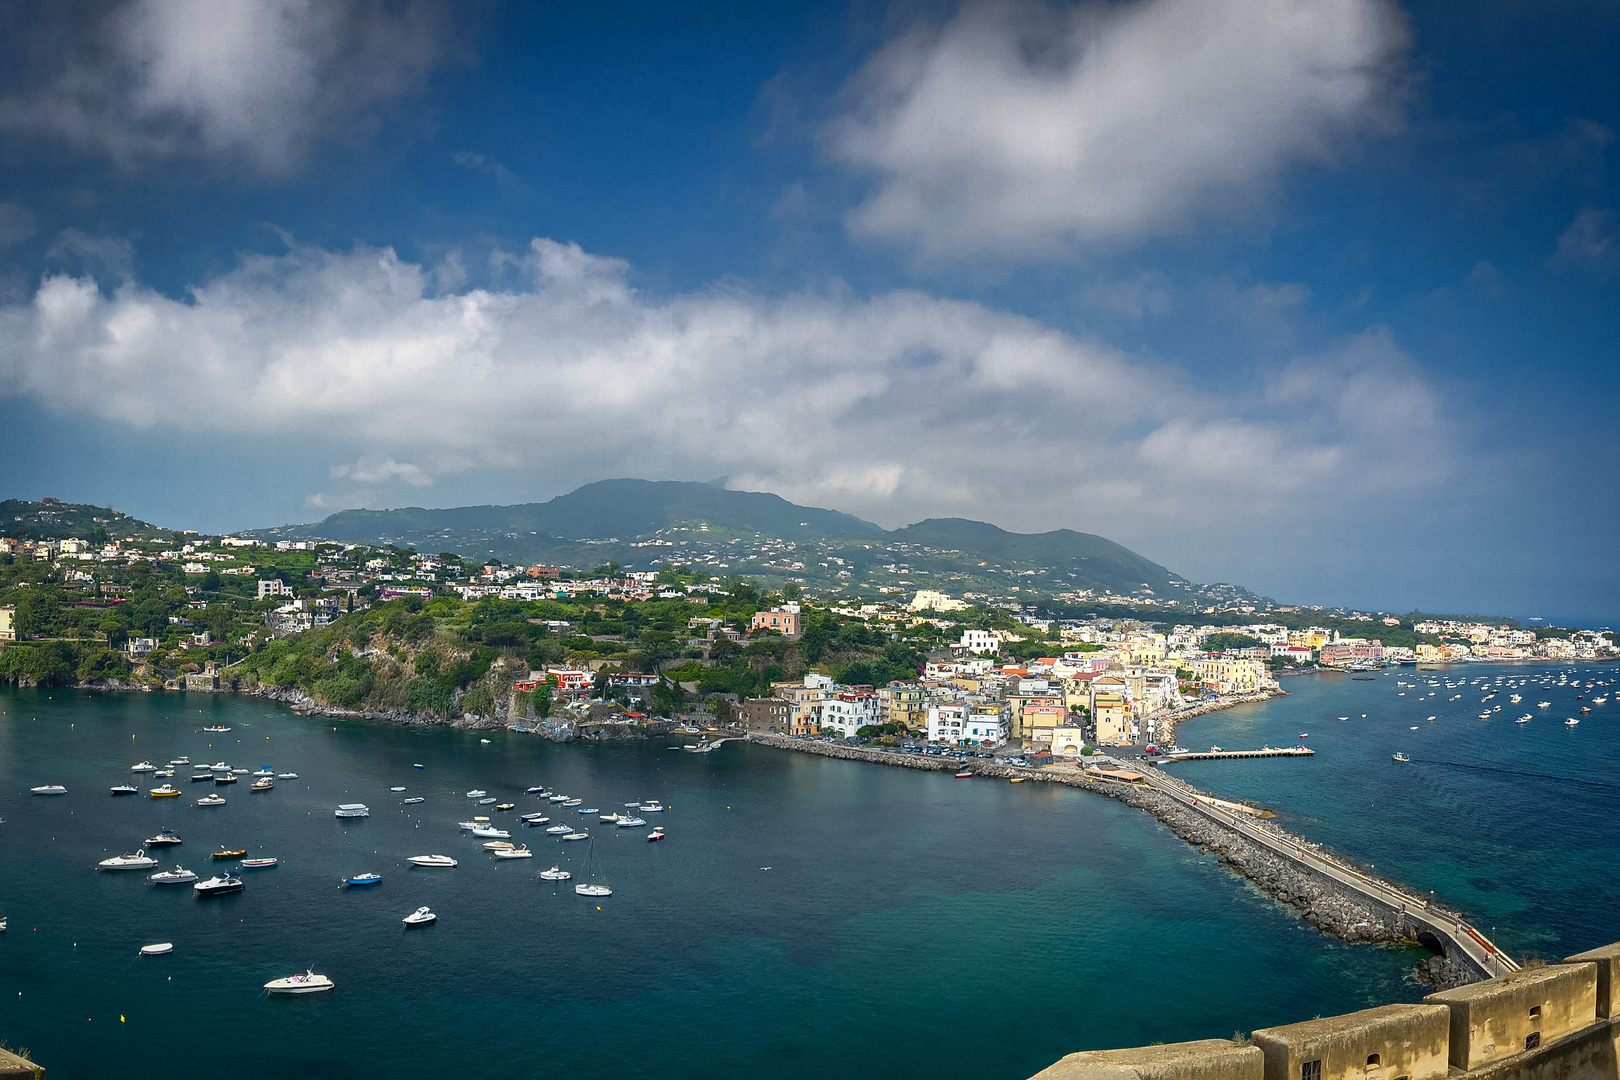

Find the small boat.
[
  {"left": 645, "top": 828, "right": 665, "bottom": 842},
  {"left": 561, "top": 798, "right": 583, "bottom": 807},
  {"left": 191, "top": 773, "right": 214, "bottom": 782},
  {"left": 1392, "top": 753, "right": 1411, "bottom": 763},
  {"left": 407, "top": 855, "right": 457, "bottom": 868},
  {"left": 617, "top": 817, "right": 647, "bottom": 828},
  {"left": 493, "top": 846, "right": 534, "bottom": 859},
  {"left": 577, "top": 807, "right": 599, "bottom": 814},
  {"left": 403, "top": 906, "right": 436, "bottom": 926},
  {"left": 335, "top": 804, "right": 370, "bottom": 818},
  {"left": 1581, "top": 707, "right": 1593, "bottom": 714},
  {"left": 169, "top": 757, "right": 191, "bottom": 766},
  {"left": 150, "top": 866, "right": 197, "bottom": 884},
  {"left": 494, "top": 802, "right": 515, "bottom": 811},
  {"left": 250, "top": 778, "right": 274, "bottom": 791},
  {"left": 562, "top": 831, "right": 589, "bottom": 841},
  {"left": 196, "top": 794, "right": 226, "bottom": 806},
  {"left": 213, "top": 773, "right": 237, "bottom": 785},
  {"left": 154, "top": 769, "right": 174, "bottom": 778},
  {"left": 599, "top": 812, "right": 622, "bottom": 823},
  {"left": 954, "top": 771, "right": 973, "bottom": 778},
  {"left": 638, "top": 802, "right": 664, "bottom": 813},
  {"left": 1566, "top": 718, "right": 1580, "bottom": 727},
  {"left": 1298, "top": 733, "right": 1309, "bottom": 739},
  {"left": 390, "top": 786, "right": 406, "bottom": 793},
  {"left": 149, "top": 784, "right": 181, "bottom": 798},
  {"left": 193, "top": 873, "right": 243, "bottom": 897},
  {"left": 1516, "top": 717, "right": 1531, "bottom": 724},
  {"left": 457, "top": 819, "right": 486, "bottom": 831},
  {"left": 202, "top": 725, "right": 231, "bottom": 733},
  {"left": 98, "top": 849, "right": 158, "bottom": 870},
  {"left": 344, "top": 873, "right": 382, "bottom": 887},
  {"left": 526, "top": 786, "right": 547, "bottom": 795},
  {"left": 253, "top": 768, "right": 274, "bottom": 777},
  {"left": 403, "top": 797, "right": 426, "bottom": 805},
  {"left": 130, "top": 761, "right": 158, "bottom": 772},
  {"left": 146, "top": 829, "right": 182, "bottom": 847},
  {"left": 465, "top": 790, "right": 487, "bottom": 799},
  {"left": 1009, "top": 777, "right": 1025, "bottom": 783},
  {"left": 470, "top": 826, "right": 511, "bottom": 839},
  {"left": 539, "top": 866, "right": 572, "bottom": 881},
  {"left": 575, "top": 883, "right": 612, "bottom": 897},
  {"left": 545, "top": 824, "right": 572, "bottom": 835},
  {"left": 264, "top": 971, "right": 332, "bottom": 994},
  {"left": 140, "top": 942, "right": 173, "bottom": 955},
  {"left": 624, "top": 801, "right": 643, "bottom": 808},
  {"left": 413, "top": 763, "right": 424, "bottom": 769},
  {"left": 548, "top": 794, "right": 570, "bottom": 803},
  {"left": 477, "top": 797, "right": 497, "bottom": 806},
  {"left": 519, "top": 814, "right": 550, "bottom": 825},
  {"left": 480, "top": 738, "right": 491, "bottom": 744},
  {"left": 211, "top": 848, "right": 247, "bottom": 860},
  {"left": 276, "top": 773, "right": 298, "bottom": 780},
  {"left": 483, "top": 840, "right": 515, "bottom": 850},
  {"left": 29, "top": 785, "right": 67, "bottom": 796},
  {"left": 241, "top": 857, "right": 278, "bottom": 869},
  {"left": 111, "top": 784, "right": 139, "bottom": 796}
]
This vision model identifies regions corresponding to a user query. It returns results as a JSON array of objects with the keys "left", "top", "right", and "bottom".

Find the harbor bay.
[{"left": 1, "top": 685, "right": 1433, "bottom": 1080}]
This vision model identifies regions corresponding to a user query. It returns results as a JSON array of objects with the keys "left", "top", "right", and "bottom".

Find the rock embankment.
[
  {"left": 254, "top": 686, "right": 504, "bottom": 729},
  {"left": 748, "top": 735, "right": 1473, "bottom": 988}
]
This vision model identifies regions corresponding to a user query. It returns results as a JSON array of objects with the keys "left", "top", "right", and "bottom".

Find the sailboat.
[{"left": 573, "top": 840, "right": 612, "bottom": 897}]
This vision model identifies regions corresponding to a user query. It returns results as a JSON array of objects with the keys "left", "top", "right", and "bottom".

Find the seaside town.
[{"left": 2, "top": 499, "right": 1612, "bottom": 761}]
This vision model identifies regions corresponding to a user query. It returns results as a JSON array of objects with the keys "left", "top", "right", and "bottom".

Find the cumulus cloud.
[
  {"left": 827, "top": 0, "right": 1411, "bottom": 260},
  {"left": 0, "top": 0, "right": 453, "bottom": 173},
  {"left": 0, "top": 236, "right": 1447, "bottom": 537},
  {"left": 1552, "top": 208, "right": 1620, "bottom": 271}
]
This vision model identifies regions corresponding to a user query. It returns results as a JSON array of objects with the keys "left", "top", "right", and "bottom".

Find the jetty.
[{"left": 1163, "top": 746, "right": 1314, "bottom": 761}]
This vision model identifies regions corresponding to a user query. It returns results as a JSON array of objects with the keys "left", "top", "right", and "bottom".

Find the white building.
[
  {"left": 927, "top": 702, "right": 968, "bottom": 743},
  {"left": 962, "top": 707, "right": 1009, "bottom": 748},
  {"left": 957, "top": 629, "right": 999, "bottom": 655},
  {"left": 819, "top": 693, "right": 878, "bottom": 738},
  {"left": 257, "top": 579, "right": 291, "bottom": 600}
]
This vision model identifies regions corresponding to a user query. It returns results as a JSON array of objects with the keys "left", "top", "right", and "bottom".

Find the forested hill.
[
  {"left": 246, "top": 480, "right": 1202, "bottom": 600},
  {"left": 0, "top": 499, "right": 173, "bottom": 543}
]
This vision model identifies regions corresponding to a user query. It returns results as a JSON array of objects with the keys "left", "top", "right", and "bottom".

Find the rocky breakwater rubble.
[{"left": 748, "top": 734, "right": 1478, "bottom": 989}]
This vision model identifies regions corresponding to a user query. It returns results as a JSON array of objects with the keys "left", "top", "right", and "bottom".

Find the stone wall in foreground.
[{"left": 1035, "top": 943, "right": 1620, "bottom": 1080}]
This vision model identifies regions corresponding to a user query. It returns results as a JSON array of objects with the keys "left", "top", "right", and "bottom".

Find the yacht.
[
  {"left": 29, "top": 785, "right": 67, "bottom": 796},
  {"left": 253, "top": 767, "right": 274, "bottom": 776},
  {"left": 130, "top": 761, "right": 158, "bottom": 772},
  {"left": 110, "top": 784, "right": 138, "bottom": 796},
  {"left": 145, "top": 829, "right": 183, "bottom": 847},
  {"left": 403, "top": 797, "right": 426, "bottom": 805},
  {"left": 140, "top": 943, "right": 174, "bottom": 955},
  {"left": 344, "top": 873, "right": 382, "bottom": 887},
  {"left": 646, "top": 828, "right": 666, "bottom": 842},
  {"left": 335, "top": 804, "right": 370, "bottom": 818},
  {"left": 407, "top": 855, "right": 457, "bottom": 868},
  {"left": 150, "top": 784, "right": 181, "bottom": 798},
  {"left": 617, "top": 816, "right": 647, "bottom": 828},
  {"left": 493, "top": 846, "right": 534, "bottom": 860},
  {"left": 241, "top": 857, "right": 278, "bottom": 869},
  {"left": 99, "top": 850, "right": 158, "bottom": 871},
  {"left": 544, "top": 824, "right": 572, "bottom": 835},
  {"left": 149, "top": 866, "right": 197, "bottom": 884},
  {"left": 457, "top": 819, "right": 488, "bottom": 831},
  {"left": 193, "top": 873, "right": 243, "bottom": 897},
  {"left": 196, "top": 794, "right": 226, "bottom": 807},
  {"left": 263, "top": 971, "right": 333, "bottom": 994},
  {"left": 403, "top": 906, "right": 436, "bottom": 927},
  {"left": 465, "top": 790, "right": 487, "bottom": 799},
  {"left": 539, "top": 866, "right": 572, "bottom": 881},
  {"left": 213, "top": 773, "right": 238, "bottom": 785}
]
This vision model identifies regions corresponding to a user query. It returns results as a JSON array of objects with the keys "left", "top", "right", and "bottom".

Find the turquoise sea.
[{"left": 0, "top": 667, "right": 1609, "bottom": 1078}]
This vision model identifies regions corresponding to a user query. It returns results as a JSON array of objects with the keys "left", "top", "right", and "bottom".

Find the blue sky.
[{"left": 0, "top": 0, "right": 1615, "bottom": 621}]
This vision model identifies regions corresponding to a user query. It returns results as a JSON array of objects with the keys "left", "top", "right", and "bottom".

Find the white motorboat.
[
  {"left": 617, "top": 816, "right": 647, "bottom": 828},
  {"left": 202, "top": 725, "right": 231, "bottom": 733},
  {"left": 624, "top": 802, "right": 643, "bottom": 808},
  {"left": 599, "top": 812, "right": 622, "bottom": 823},
  {"left": 1567, "top": 717, "right": 1580, "bottom": 726},
  {"left": 110, "top": 784, "right": 139, "bottom": 795},
  {"left": 277, "top": 773, "right": 299, "bottom": 779},
  {"left": 561, "top": 831, "right": 589, "bottom": 841},
  {"left": 30, "top": 785, "right": 67, "bottom": 796},
  {"left": 250, "top": 778, "right": 274, "bottom": 791},
  {"left": 493, "top": 846, "right": 534, "bottom": 859},
  {"left": 390, "top": 786, "right": 406, "bottom": 792},
  {"left": 539, "top": 866, "right": 572, "bottom": 881},
  {"left": 264, "top": 970, "right": 333, "bottom": 994},
  {"left": 477, "top": 797, "right": 497, "bottom": 805},
  {"left": 638, "top": 801, "right": 664, "bottom": 812},
  {"left": 403, "top": 797, "right": 426, "bottom": 805},
  {"left": 253, "top": 768, "right": 274, "bottom": 776},
  {"left": 561, "top": 798, "right": 582, "bottom": 807},
  {"left": 457, "top": 819, "right": 486, "bottom": 831},
  {"left": 469, "top": 826, "right": 510, "bottom": 839},
  {"left": 1392, "top": 753, "right": 1410, "bottom": 763},
  {"left": 465, "top": 790, "right": 487, "bottom": 799},
  {"left": 403, "top": 906, "right": 436, "bottom": 926},
  {"left": 99, "top": 850, "right": 158, "bottom": 870},
  {"left": 149, "top": 866, "right": 198, "bottom": 884},
  {"left": 544, "top": 824, "right": 571, "bottom": 834},
  {"left": 130, "top": 761, "right": 158, "bottom": 772},
  {"left": 335, "top": 804, "right": 370, "bottom": 818},
  {"left": 548, "top": 794, "right": 570, "bottom": 803},
  {"left": 193, "top": 873, "right": 243, "bottom": 896},
  {"left": 526, "top": 786, "right": 547, "bottom": 795},
  {"left": 140, "top": 942, "right": 173, "bottom": 955},
  {"left": 646, "top": 828, "right": 665, "bottom": 842},
  {"left": 482, "top": 840, "right": 515, "bottom": 850},
  {"left": 241, "top": 857, "right": 278, "bottom": 869},
  {"left": 146, "top": 829, "right": 182, "bottom": 847},
  {"left": 407, "top": 854, "right": 458, "bottom": 868},
  {"left": 154, "top": 769, "right": 174, "bottom": 778},
  {"left": 574, "top": 883, "right": 612, "bottom": 897},
  {"left": 196, "top": 794, "right": 226, "bottom": 806}
]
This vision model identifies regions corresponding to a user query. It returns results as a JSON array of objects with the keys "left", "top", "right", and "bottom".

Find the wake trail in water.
[{"left": 1410, "top": 758, "right": 1619, "bottom": 790}]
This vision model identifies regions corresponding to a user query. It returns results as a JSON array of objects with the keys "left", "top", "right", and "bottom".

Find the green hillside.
[{"left": 0, "top": 499, "right": 174, "bottom": 543}]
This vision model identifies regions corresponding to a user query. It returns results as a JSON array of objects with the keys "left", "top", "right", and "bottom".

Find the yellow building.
[
  {"left": 1093, "top": 693, "right": 1130, "bottom": 745},
  {"left": 0, "top": 604, "right": 14, "bottom": 642},
  {"left": 1192, "top": 658, "right": 1267, "bottom": 693},
  {"left": 880, "top": 685, "right": 927, "bottom": 730}
]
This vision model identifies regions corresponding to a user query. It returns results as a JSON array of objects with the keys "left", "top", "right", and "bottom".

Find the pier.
[{"left": 1163, "top": 746, "right": 1314, "bottom": 761}]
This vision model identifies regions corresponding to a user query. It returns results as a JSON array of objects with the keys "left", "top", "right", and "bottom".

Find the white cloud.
[
  {"left": 0, "top": 236, "right": 1448, "bottom": 542},
  {"left": 1552, "top": 208, "right": 1619, "bottom": 270},
  {"left": 0, "top": 0, "right": 452, "bottom": 173},
  {"left": 827, "top": 0, "right": 1410, "bottom": 261}
]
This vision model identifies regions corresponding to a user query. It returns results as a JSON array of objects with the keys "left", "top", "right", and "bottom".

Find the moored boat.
[
  {"left": 193, "top": 873, "right": 243, "bottom": 897},
  {"left": 110, "top": 784, "right": 138, "bottom": 795},
  {"left": 211, "top": 848, "right": 247, "bottom": 860},
  {"left": 139, "top": 942, "right": 173, "bottom": 955},
  {"left": 146, "top": 829, "right": 183, "bottom": 846},
  {"left": 150, "top": 784, "right": 181, "bottom": 798},
  {"left": 407, "top": 854, "right": 457, "bottom": 868},
  {"left": 403, "top": 797, "right": 426, "bottom": 805},
  {"left": 130, "top": 761, "right": 157, "bottom": 772},
  {"left": 617, "top": 816, "right": 647, "bottom": 827},
  {"left": 98, "top": 849, "right": 158, "bottom": 870},
  {"left": 29, "top": 784, "right": 67, "bottom": 796},
  {"left": 335, "top": 804, "right": 370, "bottom": 818},
  {"left": 196, "top": 794, "right": 226, "bottom": 806},
  {"left": 645, "top": 828, "right": 665, "bottom": 842},
  {"left": 403, "top": 906, "right": 436, "bottom": 926},
  {"left": 562, "top": 831, "right": 589, "bottom": 841},
  {"left": 343, "top": 872, "right": 382, "bottom": 887},
  {"left": 539, "top": 866, "right": 572, "bottom": 881},
  {"left": 241, "top": 857, "right": 278, "bottom": 869},
  {"left": 493, "top": 846, "right": 533, "bottom": 859},
  {"left": 150, "top": 865, "right": 197, "bottom": 884},
  {"left": 264, "top": 970, "right": 332, "bottom": 994}
]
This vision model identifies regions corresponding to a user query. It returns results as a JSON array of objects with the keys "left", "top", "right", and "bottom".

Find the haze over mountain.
[{"left": 248, "top": 479, "right": 1207, "bottom": 601}]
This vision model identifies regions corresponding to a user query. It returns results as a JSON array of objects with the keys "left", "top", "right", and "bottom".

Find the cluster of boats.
[{"left": 1390, "top": 667, "right": 1613, "bottom": 761}]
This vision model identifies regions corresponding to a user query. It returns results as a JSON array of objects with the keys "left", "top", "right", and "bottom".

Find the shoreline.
[{"left": 747, "top": 733, "right": 1479, "bottom": 989}]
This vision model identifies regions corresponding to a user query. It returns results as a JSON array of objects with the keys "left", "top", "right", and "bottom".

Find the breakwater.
[{"left": 748, "top": 734, "right": 1485, "bottom": 987}]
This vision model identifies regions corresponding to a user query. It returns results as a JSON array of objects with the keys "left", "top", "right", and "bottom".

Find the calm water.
[
  {"left": 1174, "top": 663, "right": 1620, "bottom": 962},
  {"left": 0, "top": 679, "right": 1575, "bottom": 1080}
]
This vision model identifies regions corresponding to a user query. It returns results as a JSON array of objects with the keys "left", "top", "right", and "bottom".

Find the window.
[
  {"left": 1525, "top": 1033, "right": 1540, "bottom": 1051},
  {"left": 1302, "top": 1061, "right": 1322, "bottom": 1080},
  {"left": 1366, "top": 1055, "right": 1381, "bottom": 1069},
  {"left": 1529, "top": 1006, "right": 1542, "bottom": 1020}
]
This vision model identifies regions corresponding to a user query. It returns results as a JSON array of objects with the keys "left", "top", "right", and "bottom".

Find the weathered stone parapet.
[
  {"left": 0, "top": 1044, "right": 42, "bottom": 1078},
  {"left": 1033, "top": 1039, "right": 1262, "bottom": 1080},
  {"left": 1426, "top": 963, "right": 1599, "bottom": 1071},
  {"left": 1566, "top": 944, "right": 1620, "bottom": 1019},
  {"left": 1250, "top": 1004, "right": 1451, "bottom": 1080}
]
